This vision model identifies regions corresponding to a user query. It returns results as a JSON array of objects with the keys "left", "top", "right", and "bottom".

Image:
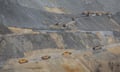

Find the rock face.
[
  {"left": 0, "top": 0, "right": 120, "bottom": 29},
  {"left": 0, "top": 0, "right": 120, "bottom": 72}
]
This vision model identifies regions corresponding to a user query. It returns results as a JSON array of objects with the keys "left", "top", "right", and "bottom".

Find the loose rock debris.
[{"left": 18, "top": 59, "right": 28, "bottom": 64}]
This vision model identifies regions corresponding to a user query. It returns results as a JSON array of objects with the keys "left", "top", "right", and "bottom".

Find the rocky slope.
[{"left": 0, "top": 0, "right": 120, "bottom": 72}]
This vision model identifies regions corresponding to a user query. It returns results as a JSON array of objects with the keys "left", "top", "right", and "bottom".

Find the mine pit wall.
[
  {"left": 0, "top": 31, "right": 120, "bottom": 62},
  {"left": 0, "top": 0, "right": 120, "bottom": 30},
  {"left": 113, "top": 12, "right": 120, "bottom": 25},
  {"left": 0, "top": 0, "right": 120, "bottom": 72}
]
